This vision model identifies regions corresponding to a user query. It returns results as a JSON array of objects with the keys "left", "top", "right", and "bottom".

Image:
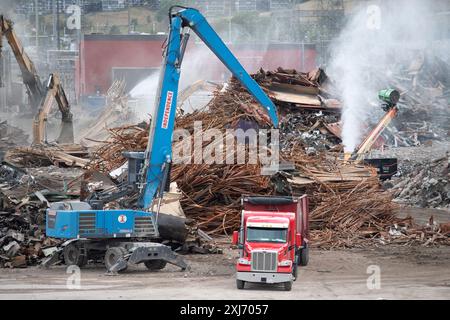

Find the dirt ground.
[
  {"left": 0, "top": 245, "right": 449, "bottom": 300},
  {"left": 0, "top": 116, "right": 448, "bottom": 300}
]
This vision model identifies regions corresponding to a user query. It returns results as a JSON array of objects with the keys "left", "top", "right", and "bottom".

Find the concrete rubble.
[
  {"left": 387, "top": 154, "right": 450, "bottom": 209},
  {"left": 0, "top": 120, "right": 28, "bottom": 151}
]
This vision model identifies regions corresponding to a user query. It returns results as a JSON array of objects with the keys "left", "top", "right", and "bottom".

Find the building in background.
[
  {"left": 76, "top": 33, "right": 316, "bottom": 101},
  {"left": 9, "top": 0, "right": 449, "bottom": 108}
]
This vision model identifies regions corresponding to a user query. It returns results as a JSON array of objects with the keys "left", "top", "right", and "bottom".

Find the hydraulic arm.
[
  {"left": 0, "top": 15, "right": 44, "bottom": 109},
  {"left": 140, "top": 6, "right": 279, "bottom": 209},
  {"left": 350, "top": 89, "right": 400, "bottom": 162},
  {"left": 0, "top": 16, "right": 74, "bottom": 144},
  {"left": 32, "top": 73, "right": 74, "bottom": 144}
]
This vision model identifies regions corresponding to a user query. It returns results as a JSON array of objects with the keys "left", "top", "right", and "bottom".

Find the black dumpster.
[{"left": 363, "top": 158, "right": 398, "bottom": 180}]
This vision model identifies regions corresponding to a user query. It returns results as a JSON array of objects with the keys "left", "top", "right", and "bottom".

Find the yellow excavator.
[
  {"left": 32, "top": 73, "right": 74, "bottom": 144},
  {"left": 0, "top": 15, "right": 74, "bottom": 144}
]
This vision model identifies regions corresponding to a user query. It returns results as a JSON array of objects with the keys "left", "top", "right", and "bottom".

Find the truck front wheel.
[
  {"left": 284, "top": 281, "right": 293, "bottom": 291},
  {"left": 236, "top": 279, "right": 245, "bottom": 290}
]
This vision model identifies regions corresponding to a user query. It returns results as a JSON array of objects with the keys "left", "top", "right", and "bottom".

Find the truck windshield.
[{"left": 246, "top": 227, "right": 287, "bottom": 243}]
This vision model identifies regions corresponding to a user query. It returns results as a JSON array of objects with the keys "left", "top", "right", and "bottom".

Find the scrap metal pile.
[
  {"left": 79, "top": 79, "right": 139, "bottom": 147},
  {"left": 0, "top": 165, "right": 82, "bottom": 267}
]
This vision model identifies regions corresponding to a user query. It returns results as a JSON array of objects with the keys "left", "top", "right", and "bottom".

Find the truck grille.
[
  {"left": 134, "top": 216, "right": 157, "bottom": 236},
  {"left": 251, "top": 251, "right": 278, "bottom": 272},
  {"left": 78, "top": 213, "right": 96, "bottom": 235}
]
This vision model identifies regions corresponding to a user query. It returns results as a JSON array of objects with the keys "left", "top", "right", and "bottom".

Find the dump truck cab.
[{"left": 233, "top": 195, "right": 309, "bottom": 291}]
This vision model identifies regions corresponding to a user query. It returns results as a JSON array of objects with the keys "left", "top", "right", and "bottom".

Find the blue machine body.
[
  {"left": 47, "top": 205, "right": 157, "bottom": 239},
  {"left": 46, "top": 7, "right": 278, "bottom": 240}
]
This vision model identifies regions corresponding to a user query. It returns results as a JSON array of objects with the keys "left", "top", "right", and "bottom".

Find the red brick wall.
[{"left": 78, "top": 34, "right": 166, "bottom": 97}]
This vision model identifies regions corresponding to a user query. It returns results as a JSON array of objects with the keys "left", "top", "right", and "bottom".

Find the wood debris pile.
[
  {"left": 171, "top": 164, "right": 273, "bottom": 235},
  {"left": 5, "top": 144, "right": 89, "bottom": 168},
  {"left": 0, "top": 209, "right": 61, "bottom": 268},
  {"left": 279, "top": 145, "right": 396, "bottom": 247},
  {"left": 382, "top": 216, "right": 450, "bottom": 246},
  {"left": 89, "top": 123, "right": 149, "bottom": 172},
  {"left": 1, "top": 63, "right": 447, "bottom": 259},
  {"left": 282, "top": 146, "right": 449, "bottom": 247},
  {"left": 307, "top": 178, "right": 397, "bottom": 248}
]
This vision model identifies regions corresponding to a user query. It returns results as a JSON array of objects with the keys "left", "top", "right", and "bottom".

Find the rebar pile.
[{"left": 87, "top": 68, "right": 449, "bottom": 248}]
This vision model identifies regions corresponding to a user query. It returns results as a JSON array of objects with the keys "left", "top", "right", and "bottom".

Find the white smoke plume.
[
  {"left": 327, "top": 0, "right": 436, "bottom": 152},
  {"left": 129, "top": 46, "right": 221, "bottom": 121}
]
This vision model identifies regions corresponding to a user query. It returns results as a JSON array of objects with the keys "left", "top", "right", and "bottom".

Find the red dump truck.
[{"left": 232, "top": 195, "right": 310, "bottom": 291}]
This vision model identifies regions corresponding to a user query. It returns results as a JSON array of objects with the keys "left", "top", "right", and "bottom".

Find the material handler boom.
[{"left": 46, "top": 7, "right": 279, "bottom": 273}]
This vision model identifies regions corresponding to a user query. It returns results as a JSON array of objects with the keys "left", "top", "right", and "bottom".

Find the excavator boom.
[
  {"left": 351, "top": 89, "right": 400, "bottom": 162},
  {"left": 140, "top": 7, "right": 279, "bottom": 208},
  {"left": 0, "top": 16, "right": 74, "bottom": 145},
  {"left": 0, "top": 15, "right": 44, "bottom": 109},
  {"left": 32, "top": 74, "right": 74, "bottom": 144},
  {"left": 352, "top": 107, "right": 398, "bottom": 161},
  {"left": 45, "top": 8, "right": 278, "bottom": 274}
]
